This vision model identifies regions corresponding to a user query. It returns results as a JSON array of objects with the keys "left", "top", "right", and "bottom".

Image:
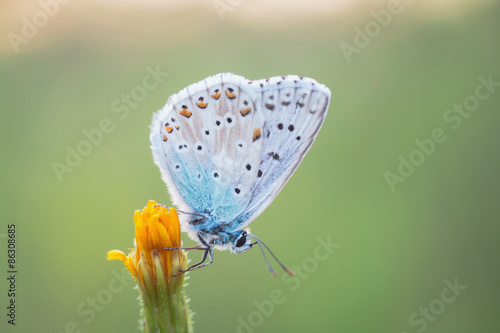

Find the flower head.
[{"left": 107, "top": 200, "right": 191, "bottom": 333}]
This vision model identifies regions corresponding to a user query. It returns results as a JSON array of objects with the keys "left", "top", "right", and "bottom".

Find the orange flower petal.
[
  {"left": 108, "top": 200, "right": 186, "bottom": 289},
  {"left": 107, "top": 250, "right": 127, "bottom": 262}
]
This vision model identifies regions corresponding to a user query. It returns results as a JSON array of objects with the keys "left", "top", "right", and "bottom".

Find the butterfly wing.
[
  {"left": 233, "top": 75, "right": 331, "bottom": 229},
  {"left": 151, "top": 73, "right": 330, "bottom": 232},
  {"left": 150, "top": 73, "right": 266, "bottom": 224}
]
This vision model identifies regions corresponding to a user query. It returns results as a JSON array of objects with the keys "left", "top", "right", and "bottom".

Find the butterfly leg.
[
  {"left": 164, "top": 245, "right": 204, "bottom": 251},
  {"left": 172, "top": 234, "right": 214, "bottom": 276}
]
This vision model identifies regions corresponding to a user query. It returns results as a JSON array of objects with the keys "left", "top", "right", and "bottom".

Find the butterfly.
[{"left": 150, "top": 73, "right": 330, "bottom": 275}]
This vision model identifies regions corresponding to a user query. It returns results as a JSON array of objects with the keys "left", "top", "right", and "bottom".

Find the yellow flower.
[{"left": 107, "top": 200, "right": 191, "bottom": 333}]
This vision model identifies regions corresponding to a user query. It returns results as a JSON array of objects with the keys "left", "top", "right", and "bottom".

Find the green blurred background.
[{"left": 1, "top": 1, "right": 499, "bottom": 332}]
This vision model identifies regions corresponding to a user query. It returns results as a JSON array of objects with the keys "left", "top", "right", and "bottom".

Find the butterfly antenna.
[
  {"left": 251, "top": 240, "right": 277, "bottom": 277},
  {"left": 177, "top": 210, "right": 206, "bottom": 219},
  {"left": 249, "top": 235, "right": 295, "bottom": 277}
]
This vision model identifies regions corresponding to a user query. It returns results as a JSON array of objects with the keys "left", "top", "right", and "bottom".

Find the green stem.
[
  {"left": 138, "top": 259, "right": 191, "bottom": 333},
  {"left": 141, "top": 289, "right": 190, "bottom": 332}
]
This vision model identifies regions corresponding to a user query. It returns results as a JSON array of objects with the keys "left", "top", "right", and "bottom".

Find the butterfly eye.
[{"left": 235, "top": 232, "right": 247, "bottom": 248}]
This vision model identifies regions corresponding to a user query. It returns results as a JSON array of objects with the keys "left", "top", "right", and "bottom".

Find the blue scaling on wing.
[{"left": 150, "top": 73, "right": 266, "bottom": 227}]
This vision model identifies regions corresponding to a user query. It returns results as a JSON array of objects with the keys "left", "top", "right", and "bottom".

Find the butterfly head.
[
  {"left": 229, "top": 229, "right": 253, "bottom": 254},
  {"left": 200, "top": 229, "right": 294, "bottom": 277}
]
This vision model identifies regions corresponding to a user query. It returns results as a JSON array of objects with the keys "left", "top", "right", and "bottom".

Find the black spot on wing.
[{"left": 265, "top": 103, "right": 275, "bottom": 111}]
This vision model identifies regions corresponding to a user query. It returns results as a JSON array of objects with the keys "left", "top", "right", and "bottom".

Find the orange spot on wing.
[
  {"left": 196, "top": 101, "right": 208, "bottom": 108},
  {"left": 179, "top": 109, "right": 192, "bottom": 118},
  {"left": 175, "top": 126, "right": 180, "bottom": 130},
  {"left": 211, "top": 92, "right": 221, "bottom": 100},
  {"left": 165, "top": 126, "right": 173, "bottom": 133},
  {"left": 225, "top": 90, "right": 237, "bottom": 99},
  {"left": 162, "top": 134, "right": 167, "bottom": 142},
  {"left": 252, "top": 128, "right": 262, "bottom": 142},
  {"left": 240, "top": 107, "right": 251, "bottom": 117}
]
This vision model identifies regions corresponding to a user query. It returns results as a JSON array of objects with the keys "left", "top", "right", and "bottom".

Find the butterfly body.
[{"left": 151, "top": 73, "right": 330, "bottom": 268}]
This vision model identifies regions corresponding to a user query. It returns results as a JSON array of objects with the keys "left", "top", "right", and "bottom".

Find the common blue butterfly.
[{"left": 150, "top": 73, "right": 330, "bottom": 275}]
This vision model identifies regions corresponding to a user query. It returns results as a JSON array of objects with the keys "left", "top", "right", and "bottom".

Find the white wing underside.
[{"left": 150, "top": 73, "right": 330, "bottom": 231}]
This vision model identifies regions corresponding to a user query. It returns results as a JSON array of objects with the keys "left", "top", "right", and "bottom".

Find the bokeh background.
[{"left": 1, "top": 0, "right": 499, "bottom": 332}]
